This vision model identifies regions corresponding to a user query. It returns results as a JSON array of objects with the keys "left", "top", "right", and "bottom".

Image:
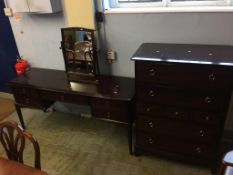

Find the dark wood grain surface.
[
  {"left": 132, "top": 43, "right": 233, "bottom": 65},
  {"left": 10, "top": 68, "right": 135, "bottom": 101}
]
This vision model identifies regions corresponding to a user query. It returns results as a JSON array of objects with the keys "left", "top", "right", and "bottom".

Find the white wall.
[
  {"left": 104, "top": 13, "right": 233, "bottom": 77},
  {"left": 9, "top": 10, "right": 233, "bottom": 77},
  {"left": 9, "top": 12, "right": 66, "bottom": 70}
]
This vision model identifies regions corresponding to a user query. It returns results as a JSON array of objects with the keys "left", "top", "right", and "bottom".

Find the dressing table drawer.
[
  {"left": 14, "top": 94, "right": 42, "bottom": 108},
  {"left": 39, "top": 90, "right": 88, "bottom": 105},
  {"left": 12, "top": 86, "right": 38, "bottom": 97},
  {"left": 91, "top": 106, "right": 129, "bottom": 123}
]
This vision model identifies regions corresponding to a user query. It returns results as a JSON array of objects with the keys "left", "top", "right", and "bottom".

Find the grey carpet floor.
[{"left": 0, "top": 108, "right": 211, "bottom": 175}]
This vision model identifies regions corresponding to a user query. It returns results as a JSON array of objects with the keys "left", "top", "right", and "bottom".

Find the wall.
[
  {"left": 104, "top": 12, "right": 233, "bottom": 77},
  {"left": 9, "top": 12, "right": 66, "bottom": 70}
]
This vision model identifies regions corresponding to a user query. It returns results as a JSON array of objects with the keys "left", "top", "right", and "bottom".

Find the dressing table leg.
[
  {"left": 128, "top": 122, "right": 133, "bottom": 155},
  {"left": 15, "top": 104, "right": 26, "bottom": 129}
]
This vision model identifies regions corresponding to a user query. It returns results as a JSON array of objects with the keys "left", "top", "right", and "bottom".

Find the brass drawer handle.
[
  {"left": 199, "top": 130, "right": 205, "bottom": 137},
  {"left": 146, "top": 107, "right": 150, "bottom": 112},
  {"left": 195, "top": 147, "right": 202, "bottom": 153},
  {"left": 148, "top": 138, "right": 154, "bottom": 144},
  {"left": 205, "top": 116, "right": 210, "bottom": 121},
  {"left": 149, "top": 90, "right": 155, "bottom": 97},
  {"left": 148, "top": 121, "right": 154, "bottom": 128},
  {"left": 204, "top": 96, "right": 212, "bottom": 104},
  {"left": 149, "top": 69, "right": 156, "bottom": 76},
  {"left": 174, "top": 111, "right": 179, "bottom": 116},
  {"left": 208, "top": 73, "right": 216, "bottom": 81}
]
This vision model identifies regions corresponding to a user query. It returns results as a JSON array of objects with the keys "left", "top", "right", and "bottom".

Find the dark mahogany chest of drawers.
[{"left": 132, "top": 43, "right": 233, "bottom": 169}]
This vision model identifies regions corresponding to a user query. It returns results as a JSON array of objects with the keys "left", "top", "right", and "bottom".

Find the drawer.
[
  {"left": 137, "top": 103, "right": 223, "bottom": 125},
  {"left": 135, "top": 61, "right": 233, "bottom": 88},
  {"left": 137, "top": 103, "right": 189, "bottom": 120},
  {"left": 11, "top": 86, "right": 38, "bottom": 97},
  {"left": 14, "top": 94, "right": 42, "bottom": 108},
  {"left": 137, "top": 86, "right": 229, "bottom": 111},
  {"left": 40, "top": 90, "right": 88, "bottom": 105},
  {"left": 193, "top": 111, "right": 223, "bottom": 125},
  {"left": 91, "top": 106, "right": 129, "bottom": 123},
  {"left": 137, "top": 115, "right": 218, "bottom": 143},
  {"left": 90, "top": 98, "right": 128, "bottom": 110},
  {"left": 136, "top": 133, "right": 214, "bottom": 160}
]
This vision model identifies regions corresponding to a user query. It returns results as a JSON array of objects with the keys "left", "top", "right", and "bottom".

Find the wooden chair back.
[{"left": 0, "top": 121, "right": 41, "bottom": 169}]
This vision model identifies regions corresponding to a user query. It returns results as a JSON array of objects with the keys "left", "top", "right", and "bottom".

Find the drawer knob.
[
  {"left": 209, "top": 73, "right": 216, "bottom": 81},
  {"left": 149, "top": 90, "right": 155, "bottom": 97},
  {"left": 149, "top": 69, "right": 156, "bottom": 76},
  {"left": 195, "top": 147, "right": 202, "bottom": 153},
  {"left": 174, "top": 111, "right": 179, "bottom": 116},
  {"left": 146, "top": 107, "right": 151, "bottom": 112},
  {"left": 148, "top": 138, "right": 154, "bottom": 144},
  {"left": 106, "top": 112, "right": 111, "bottom": 118},
  {"left": 148, "top": 121, "right": 154, "bottom": 128},
  {"left": 199, "top": 130, "right": 205, "bottom": 137},
  {"left": 205, "top": 96, "right": 212, "bottom": 104},
  {"left": 205, "top": 116, "right": 210, "bottom": 121}
]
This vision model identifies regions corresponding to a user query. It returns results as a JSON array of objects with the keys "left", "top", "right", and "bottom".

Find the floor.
[{"left": 0, "top": 108, "right": 212, "bottom": 175}]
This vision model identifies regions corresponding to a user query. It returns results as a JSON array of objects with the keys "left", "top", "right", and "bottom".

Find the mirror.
[{"left": 61, "top": 27, "right": 99, "bottom": 83}]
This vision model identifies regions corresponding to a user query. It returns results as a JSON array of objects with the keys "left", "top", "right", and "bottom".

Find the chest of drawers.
[{"left": 132, "top": 43, "right": 233, "bottom": 169}]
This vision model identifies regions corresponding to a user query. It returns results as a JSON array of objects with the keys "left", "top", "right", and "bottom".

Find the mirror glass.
[{"left": 61, "top": 28, "right": 98, "bottom": 78}]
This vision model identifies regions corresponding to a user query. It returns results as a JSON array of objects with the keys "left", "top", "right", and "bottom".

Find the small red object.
[{"left": 15, "top": 57, "right": 29, "bottom": 75}]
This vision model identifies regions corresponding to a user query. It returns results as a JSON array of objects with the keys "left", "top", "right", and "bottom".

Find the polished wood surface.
[
  {"left": 133, "top": 43, "right": 233, "bottom": 171},
  {"left": 132, "top": 43, "right": 233, "bottom": 65},
  {"left": 9, "top": 68, "right": 135, "bottom": 154},
  {"left": 0, "top": 157, "right": 48, "bottom": 175},
  {"left": 10, "top": 68, "right": 134, "bottom": 101},
  {"left": 0, "top": 121, "right": 41, "bottom": 169}
]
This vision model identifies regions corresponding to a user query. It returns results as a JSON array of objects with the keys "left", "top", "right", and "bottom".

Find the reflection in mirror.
[{"left": 61, "top": 27, "right": 99, "bottom": 83}]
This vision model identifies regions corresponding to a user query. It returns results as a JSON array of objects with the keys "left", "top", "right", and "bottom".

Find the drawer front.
[
  {"left": 40, "top": 90, "right": 88, "bottom": 105},
  {"left": 90, "top": 98, "right": 128, "bottom": 110},
  {"left": 14, "top": 94, "right": 42, "bottom": 108},
  {"left": 137, "top": 115, "right": 218, "bottom": 143},
  {"left": 136, "top": 133, "right": 214, "bottom": 160},
  {"left": 91, "top": 107, "right": 129, "bottom": 123},
  {"left": 135, "top": 61, "right": 233, "bottom": 88},
  {"left": 90, "top": 98, "right": 129, "bottom": 123},
  {"left": 12, "top": 86, "right": 38, "bottom": 97},
  {"left": 137, "top": 103, "right": 189, "bottom": 121},
  {"left": 137, "top": 103, "right": 222, "bottom": 125},
  {"left": 137, "top": 86, "right": 229, "bottom": 111}
]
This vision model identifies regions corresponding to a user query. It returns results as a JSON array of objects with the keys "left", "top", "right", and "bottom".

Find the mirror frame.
[{"left": 60, "top": 27, "right": 100, "bottom": 83}]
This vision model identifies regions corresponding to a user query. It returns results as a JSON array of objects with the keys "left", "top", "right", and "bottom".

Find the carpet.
[
  {"left": 0, "top": 98, "right": 15, "bottom": 121},
  {"left": 0, "top": 109, "right": 211, "bottom": 175}
]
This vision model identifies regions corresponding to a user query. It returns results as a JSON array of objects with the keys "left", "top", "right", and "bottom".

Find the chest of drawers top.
[
  {"left": 132, "top": 43, "right": 233, "bottom": 89},
  {"left": 132, "top": 43, "right": 233, "bottom": 66}
]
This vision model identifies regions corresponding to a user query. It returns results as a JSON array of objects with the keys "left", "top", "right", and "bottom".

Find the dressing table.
[{"left": 9, "top": 68, "right": 135, "bottom": 154}]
